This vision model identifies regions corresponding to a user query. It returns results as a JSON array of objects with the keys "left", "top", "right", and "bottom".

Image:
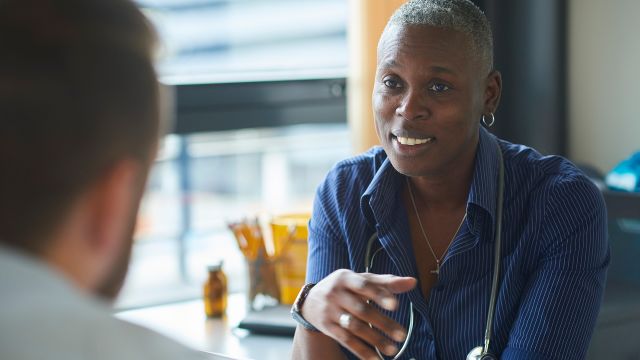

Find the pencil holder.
[
  {"left": 246, "top": 248, "right": 280, "bottom": 309},
  {"left": 269, "top": 214, "right": 310, "bottom": 305}
]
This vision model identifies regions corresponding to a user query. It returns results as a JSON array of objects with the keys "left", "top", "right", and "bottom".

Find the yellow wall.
[{"left": 347, "top": 0, "right": 406, "bottom": 154}]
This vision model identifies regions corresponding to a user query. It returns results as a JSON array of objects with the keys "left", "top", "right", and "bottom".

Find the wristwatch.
[{"left": 290, "top": 283, "right": 319, "bottom": 332}]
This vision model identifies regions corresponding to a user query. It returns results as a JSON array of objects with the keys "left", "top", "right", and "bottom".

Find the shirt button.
[{"left": 426, "top": 333, "right": 434, "bottom": 341}]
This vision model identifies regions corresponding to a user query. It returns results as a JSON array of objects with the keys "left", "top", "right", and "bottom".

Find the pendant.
[{"left": 430, "top": 261, "right": 440, "bottom": 275}]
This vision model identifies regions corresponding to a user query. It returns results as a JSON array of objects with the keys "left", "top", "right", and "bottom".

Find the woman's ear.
[{"left": 484, "top": 70, "right": 502, "bottom": 114}]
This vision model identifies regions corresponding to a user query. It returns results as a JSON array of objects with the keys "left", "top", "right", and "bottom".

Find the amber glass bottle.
[{"left": 203, "top": 262, "right": 227, "bottom": 317}]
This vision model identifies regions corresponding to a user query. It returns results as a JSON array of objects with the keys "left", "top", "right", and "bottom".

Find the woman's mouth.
[
  {"left": 395, "top": 136, "right": 435, "bottom": 146},
  {"left": 390, "top": 134, "right": 436, "bottom": 156}
]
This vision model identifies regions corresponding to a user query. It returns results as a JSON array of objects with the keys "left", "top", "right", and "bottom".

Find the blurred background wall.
[
  {"left": 124, "top": 1, "right": 640, "bottom": 331},
  {"left": 569, "top": 0, "right": 640, "bottom": 174},
  {"left": 479, "top": 0, "right": 567, "bottom": 157}
]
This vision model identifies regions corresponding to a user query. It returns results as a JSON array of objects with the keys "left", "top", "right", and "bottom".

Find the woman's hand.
[{"left": 301, "top": 269, "right": 417, "bottom": 360}]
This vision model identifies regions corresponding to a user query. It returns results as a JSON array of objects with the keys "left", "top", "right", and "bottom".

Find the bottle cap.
[{"left": 207, "top": 260, "right": 224, "bottom": 272}]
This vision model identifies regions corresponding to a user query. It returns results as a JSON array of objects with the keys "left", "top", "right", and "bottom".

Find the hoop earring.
[{"left": 482, "top": 112, "right": 495, "bottom": 127}]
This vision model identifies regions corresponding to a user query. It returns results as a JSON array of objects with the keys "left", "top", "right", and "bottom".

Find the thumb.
[
  {"left": 386, "top": 276, "right": 417, "bottom": 294},
  {"left": 362, "top": 273, "right": 417, "bottom": 294}
]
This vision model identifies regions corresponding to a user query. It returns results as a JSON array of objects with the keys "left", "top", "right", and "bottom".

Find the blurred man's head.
[{"left": 0, "top": 0, "right": 160, "bottom": 300}]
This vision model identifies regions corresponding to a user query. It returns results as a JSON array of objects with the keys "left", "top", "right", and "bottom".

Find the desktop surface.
[{"left": 116, "top": 294, "right": 294, "bottom": 360}]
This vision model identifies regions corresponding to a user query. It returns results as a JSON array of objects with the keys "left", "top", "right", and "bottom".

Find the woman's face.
[{"left": 373, "top": 25, "right": 496, "bottom": 178}]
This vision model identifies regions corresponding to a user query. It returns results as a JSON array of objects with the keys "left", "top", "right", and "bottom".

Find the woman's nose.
[{"left": 395, "top": 90, "right": 429, "bottom": 121}]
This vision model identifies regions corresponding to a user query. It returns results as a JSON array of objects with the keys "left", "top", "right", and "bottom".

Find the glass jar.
[{"left": 203, "top": 262, "right": 227, "bottom": 317}]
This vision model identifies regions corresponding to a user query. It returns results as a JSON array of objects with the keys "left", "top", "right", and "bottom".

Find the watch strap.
[{"left": 290, "top": 283, "right": 319, "bottom": 332}]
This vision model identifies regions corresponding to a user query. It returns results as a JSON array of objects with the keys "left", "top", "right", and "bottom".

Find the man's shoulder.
[
  {"left": 0, "top": 300, "right": 210, "bottom": 360},
  {"left": 0, "top": 250, "right": 209, "bottom": 360}
]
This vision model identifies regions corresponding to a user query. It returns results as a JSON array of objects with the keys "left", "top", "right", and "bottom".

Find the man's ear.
[
  {"left": 85, "top": 159, "right": 142, "bottom": 257},
  {"left": 484, "top": 70, "right": 502, "bottom": 114}
]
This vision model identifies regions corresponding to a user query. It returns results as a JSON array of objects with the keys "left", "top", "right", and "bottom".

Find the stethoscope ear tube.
[
  {"left": 481, "top": 142, "right": 505, "bottom": 357},
  {"left": 364, "top": 232, "right": 378, "bottom": 272},
  {"left": 467, "top": 142, "right": 505, "bottom": 360}
]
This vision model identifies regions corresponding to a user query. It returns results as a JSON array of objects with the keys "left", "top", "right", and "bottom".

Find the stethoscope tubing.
[
  {"left": 363, "top": 142, "right": 505, "bottom": 360},
  {"left": 365, "top": 233, "right": 414, "bottom": 360},
  {"left": 481, "top": 142, "right": 505, "bottom": 357}
]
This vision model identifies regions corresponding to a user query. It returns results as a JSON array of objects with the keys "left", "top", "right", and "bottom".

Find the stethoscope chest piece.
[{"left": 467, "top": 346, "right": 498, "bottom": 360}]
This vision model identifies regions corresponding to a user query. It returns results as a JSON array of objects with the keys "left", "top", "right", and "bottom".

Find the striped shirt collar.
[{"left": 360, "top": 127, "right": 500, "bottom": 240}]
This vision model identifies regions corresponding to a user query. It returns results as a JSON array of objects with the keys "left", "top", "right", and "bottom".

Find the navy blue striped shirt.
[{"left": 306, "top": 127, "right": 609, "bottom": 359}]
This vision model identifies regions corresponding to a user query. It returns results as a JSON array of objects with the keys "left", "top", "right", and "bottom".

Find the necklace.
[{"left": 406, "top": 177, "right": 467, "bottom": 276}]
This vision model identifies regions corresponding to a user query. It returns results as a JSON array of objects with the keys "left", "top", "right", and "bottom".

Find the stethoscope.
[{"left": 364, "top": 142, "right": 505, "bottom": 360}]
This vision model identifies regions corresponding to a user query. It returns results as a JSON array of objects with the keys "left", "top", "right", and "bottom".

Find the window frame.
[{"left": 169, "top": 77, "right": 347, "bottom": 134}]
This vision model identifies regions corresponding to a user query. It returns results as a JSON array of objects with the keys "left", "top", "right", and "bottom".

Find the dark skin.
[
  {"left": 292, "top": 24, "right": 501, "bottom": 360},
  {"left": 376, "top": 24, "right": 501, "bottom": 298}
]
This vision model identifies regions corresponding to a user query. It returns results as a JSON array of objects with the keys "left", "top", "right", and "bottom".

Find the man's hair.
[
  {"left": 0, "top": 0, "right": 159, "bottom": 253},
  {"left": 387, "top": 0, "right": 493, "bottom": 73}
]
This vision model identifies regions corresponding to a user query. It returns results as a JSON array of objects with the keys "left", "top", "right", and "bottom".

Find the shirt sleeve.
[
  {"left": 502, "top": 175, "right": 610, "bottom": 359},
  {"left": 305, "top": 168, "right": 351, "bottom": 284}
]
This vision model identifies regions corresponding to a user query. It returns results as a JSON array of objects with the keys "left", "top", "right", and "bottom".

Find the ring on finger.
[{"left": 339, "top": 313, "right": 352, "bottom": 329}]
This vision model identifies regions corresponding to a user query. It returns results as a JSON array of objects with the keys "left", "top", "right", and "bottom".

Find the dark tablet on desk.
[{"left": 237, "top": 305, "right": 297, "bottom": 337}]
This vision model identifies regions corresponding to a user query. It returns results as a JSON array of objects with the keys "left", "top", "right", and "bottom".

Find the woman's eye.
[
  {"left": 383, "top": 78, "right": 400, "bottom": 88},
  {"left": 429, "top": 83, "right": 450, "bottom": 92}
]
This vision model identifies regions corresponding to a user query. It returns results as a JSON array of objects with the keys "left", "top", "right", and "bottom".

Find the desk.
[{"left": 116, "top": 294, "right": 294, "bottom": 360}]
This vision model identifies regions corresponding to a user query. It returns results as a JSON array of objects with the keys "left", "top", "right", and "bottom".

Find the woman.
[{"left": 291, "top": 0, "right": 608, "bottom": 359}]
